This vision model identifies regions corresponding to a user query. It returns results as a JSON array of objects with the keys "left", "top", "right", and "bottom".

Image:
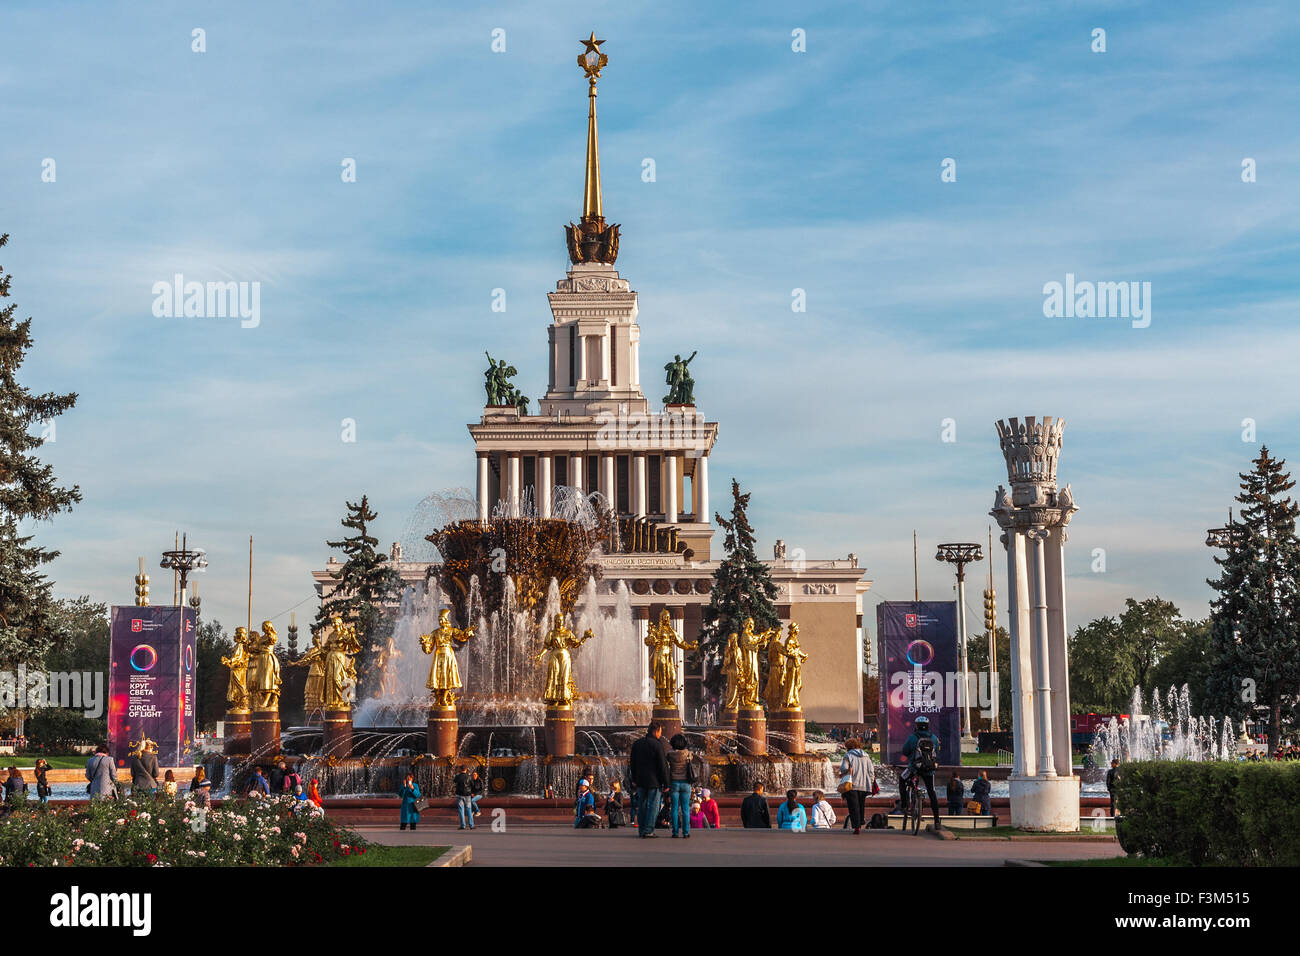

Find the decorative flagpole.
[{"left": 247, "top": 535, "right": 253, "bottom": 633}]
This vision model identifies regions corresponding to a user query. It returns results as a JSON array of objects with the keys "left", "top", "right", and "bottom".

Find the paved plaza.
[{"left": 359, "top": 824, "right": 1124, "bottom": 867}]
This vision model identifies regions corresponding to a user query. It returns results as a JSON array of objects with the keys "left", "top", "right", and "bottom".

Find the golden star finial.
[{"left": 578, "top": 32, "right": 608, "bottom": 80}]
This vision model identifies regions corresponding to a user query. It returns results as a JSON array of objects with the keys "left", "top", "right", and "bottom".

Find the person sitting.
[
  {"left": 777, "top": 789, "right": 807, "bottom": 831},
  {"left": 698, "top": 788, "right": 721, "bottom": 829},
  {"left": 689, "top": 801, "right": 709, "bottom": 830},
  {"left": 810, "top": 789, "right": 836, "bottom": 829},
  {"left": 573, "top": 779, "right": 596, "bottom": 829},
  {"left": 741, "top": 783, "right": 771, "bottom": 828}
]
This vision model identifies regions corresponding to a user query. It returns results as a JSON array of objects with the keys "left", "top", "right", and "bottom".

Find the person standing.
[
  {"left": 777, "top": 789, "right": 807, "bottom": 831},
  {"left": 247, "top": 766, "right": 271, "bottom": 797},
  {"left": 189, "top": 767, "right": 212, "bottom": 809},
  {"left": 699, "top": 788, "right": 721, "bottom": 829},
  {"left": 838, "top": 737, "right": 876, "bottom": 834},
  {"left": 282, "top": 761, "right": 303, "bottom": 796},
  {"left": 453, "top": 765, "right": 476, "bottom": 830},
  {"left": 398, "top": 773, "right": 421, "bottom": 831},
  {"left": 86, "top": 745, "right": 117, "bottom": 801},
  {"left": 946, "top": 773, "right": 965, "bottom": 816},
  {"left": 163, "top": 769, "right": 178, "bottom": 799},
  {"left": 469, "top": 769, "right": 484, "bottom": 819},
  {"left": 971, "top": 771, "right": 991, "bottom": 816},
  {"left": 741, "top": 783, "right": 771, "bottom": 828},
  {"left": 34, "top": 759, "right": 51, "bottom": 805},
  {"left": 130, "top": 742, "right": 159, "bottom": 796},
  {"left": 629, "top": 721, "right": 670, "bottom": 838},
  {"left": 666, "top": 733, "right": 695, "bottom": 838},
  {"left": 270, "top": 759, "right": 288, "bottom": 795},
  {"left": 3, "top": 767, "right": 27, "bottom": 809},
  {"left": 1106, "top": 759, "right": 1120, "bottom": 816},
  {"left": 573, "top": 778, "right": 595, "bottom": 829},
  {"left": 810, "top": 790, "right": 836, "bottom": 829}
]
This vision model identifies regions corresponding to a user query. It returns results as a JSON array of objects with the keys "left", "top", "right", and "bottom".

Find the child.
[{"left": 689, "top": 801, "right": 708, "bottom": 830}]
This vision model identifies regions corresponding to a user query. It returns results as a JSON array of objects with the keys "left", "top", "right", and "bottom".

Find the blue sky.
[{"left": 4, "top": 0, "right": 1299, "bottom": 636}]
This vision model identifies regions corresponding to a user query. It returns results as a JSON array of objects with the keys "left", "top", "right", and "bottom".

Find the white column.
[
  {"left": 1029, "top": 527, "right": 1056, "bottom": 777},
  {"left": 1005, "top": 530, "right": 1036, "bottom": 778},
  {"left": 637, "top": 611, "right": 652, "bottom": 701},
  {"left": 634, "top": 454, "right": 647, "bottom": 517},
  {"left": 672, "top": 607, "right": 685, "bottom": 702},
  {"left": 956, "top": 570, "right": 972, "bottom": 741},
  {"left": 632, "top": 339, "right": 640, "bottom": 386},
  {"left": 577, "top": 335, "right": 588, "bottom": 385},
  {"left": 665, "top": 454, "right": 678, "bottom": 523},
  {"left": 507, "top": 453, "right": 521, "bottom": 516},
  {"left": 570, "top": 454, "right": 584, "bottom": 495},
  {"left": 601, "top": 328, "right": 611, "bottom": 385},
  {"left": 697, "top": 454, "right": 709, "bottom": 525},
  {"left": 539, "top": 454, "right": 553, "bottom": 519},
  {"left": 1046, "top": 525, "right": 1072, "bottom": 778},
  {"left": 601, "top": 454, "right": 615, "bottom": 507},
  {"left": 477, "top": 453, "right": 490, "bottom": 522}
]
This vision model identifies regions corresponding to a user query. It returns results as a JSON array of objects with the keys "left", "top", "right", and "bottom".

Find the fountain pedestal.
[
  {"left": 736, "top": 706, "right": 767, "bottom": 756},
  {"left": 323, "top": 708, "right": 353, "bottom": 758},
  {"left": 545, "top": 705, "right": 575, "bottom": 758},
  {"left": 223, "top": 710, "right": 251, "bottom": 755},
  {"left": 427, "top": 704, "right": 459, "bottom": 758},
  {"left": 768, "top": 707, "right": 806, "bottom": 754},
  {"left": 250, "top": 709, "right": 280, "bottom": 758},
  {"left": 1009, "top": 773, "right": 1080, "bottom": 831},
  {"left": 718, "top": 708, "right": 737, "bottom": 730},
  {"left": 652, "top": 703, "right": 683, "bottom": 741}
]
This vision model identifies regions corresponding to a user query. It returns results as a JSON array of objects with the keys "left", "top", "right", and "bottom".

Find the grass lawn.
[
  {"left": 9, "top": 756, "right": 94, "bottom": 770},
  {"left": 958, "top": 753, "right": 1005, "bottom": 767},
  {"left": 327, "top": 845, "right": 448, "bottom": 867}
]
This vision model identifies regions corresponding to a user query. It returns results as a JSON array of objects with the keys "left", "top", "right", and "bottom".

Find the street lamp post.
[
  {"left": 936, "top": 542, "right": 984, "bottom": 751},
  {"left": 160, "top": 533, "right": 208, "bottom": 605}
]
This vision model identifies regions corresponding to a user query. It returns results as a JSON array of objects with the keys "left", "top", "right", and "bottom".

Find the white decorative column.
[
  {"left": 990, "top": 415, "right": 1080, "bottom": 831},
  {"left": 570, "top": 454, "right": 584, "bottom": 494},
  {"left": 665, "top": 454, "right": 678, "bottom": 523},
  {"left": 577, "top": 335, "right": 588, "bottom": 384},
  {"left": 697, "top": 454, "right": 709, "bottom": 524},
  {"left": 477, "top": 453, "right": 490, "bottom": 522},
  {"left": 539, "top": 454, "right": 553, "bottom": 519},
  {"left": 600, "top": 328, "right": 611, "bottom": 386},
  {"left": 507, "top": 453, "right": 521, "bottom": 516},
  {"left": 634, "top": 454, "right": 647, "bottom": 517},
  {"left": 637, "top": 609, "right": 652, "bottom": 700},
  {"left": 600, "top": 453, "right": 614, "bottom": 505}
]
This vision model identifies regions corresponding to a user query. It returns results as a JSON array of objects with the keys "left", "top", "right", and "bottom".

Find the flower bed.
[{"left": 0, "top": 794, "right": 369, "bottom": 867}]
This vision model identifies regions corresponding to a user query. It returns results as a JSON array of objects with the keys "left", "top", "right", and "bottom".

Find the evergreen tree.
[
  {"left": 1205, "top": 447, "right": 1300, "bottom": 750},
  {"left": 315, "top": 496, "right": 402, "bottom": 700},
  {"left": 699, "top": 479, "right": 780, "bottom": 699},
  {"left": 195, "top": 618, "right": 233, "bottom": 731},
  {"left": 0, "top": 234, "right": 81, "bottom": 670}
]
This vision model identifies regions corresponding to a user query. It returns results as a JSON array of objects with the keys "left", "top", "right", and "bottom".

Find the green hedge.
[{"left": 1115, "top": 761, "right": 1300, "bottom": 865}]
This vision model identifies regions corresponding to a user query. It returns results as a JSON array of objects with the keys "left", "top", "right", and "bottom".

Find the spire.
[
  {"left": 581, "top": 32, "right": 604, "bottom": 220},
  {"left": 565, "top": 32, "right": 620, "bottom": 265}
]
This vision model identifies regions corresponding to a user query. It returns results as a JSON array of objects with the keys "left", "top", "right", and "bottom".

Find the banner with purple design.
[
  {"left": 108, "top": 605, "right": 197, "bottom": 768},
  {"left": 876, "top": 601, "right": 960, "bottom": 766}
]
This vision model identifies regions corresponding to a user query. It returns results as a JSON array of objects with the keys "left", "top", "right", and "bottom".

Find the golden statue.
[
  {"left": 779, "top": 622, "right": 808, "bottom": 710},
  {"left": 737, "top": 617, "right": 780, "bottom": 709},
  {"left": 419, "top": 608, "right": 476, "bottom": 707},
  {"left": 247, "top": 621, "right": 282, "bottom": 711},
  {"left": 540, "top": 613, "right": 594, "bottom": 707},
  {"left": 763, "top": 629, "right": 789, "bottom": 711},
  {"left": 287, "top": 627, "right": 327, "bottom": 712},
  {"left": 720, "top": 632, "right": 741, "bottom": 712},
  {"left": 221, "top": 627, "right": 251, "bottom": 712},
  {"left": 323, "top": 615, "right": 361, "bottom": 711},
  {"left": 645, "top": 610, "right": 698, "bottom": 706}
]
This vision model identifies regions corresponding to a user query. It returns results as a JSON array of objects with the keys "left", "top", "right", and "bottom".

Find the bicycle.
[{"left": 900, "top": 770, "right": 923, "bottom": 835}]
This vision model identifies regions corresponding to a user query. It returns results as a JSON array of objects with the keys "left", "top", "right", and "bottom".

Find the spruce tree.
[
  {"left": 1205, "top": 447, "right": 1300, "bottom": 750},
  {"left": 315, "top": 495, "right": 402, "bottom": 700},
  {"left": 699, "top": 479, "right": 780, "bottom": 699},
  {"left": 0, "top": 234, "right": 81, "bottom": 669}
]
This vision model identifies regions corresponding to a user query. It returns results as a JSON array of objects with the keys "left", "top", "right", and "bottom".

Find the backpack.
[{"left": 913, "top": 736, "right": 937, "bottom": 773}]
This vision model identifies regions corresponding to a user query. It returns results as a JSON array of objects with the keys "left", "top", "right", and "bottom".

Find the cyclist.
[{"left": 899, "top": 715, "right": 942, "bottom": 830}]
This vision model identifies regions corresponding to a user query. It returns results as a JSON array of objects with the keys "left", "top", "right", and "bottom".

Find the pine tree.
[
  {"left": 699, "top": 479, "right": 780, "bottom": 699},
  {"left": 1205, "top": 447, "right": 1300, "bottom": 750},
  {"left": 315, "top": 496, "right": 402, "bottom": 701},
  {"left": 0, "top": 234, "right": 81, "bottom": 669}
]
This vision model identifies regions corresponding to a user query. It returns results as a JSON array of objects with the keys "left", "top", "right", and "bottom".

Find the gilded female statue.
[
  {"left": 324, "top": 616, "right": 361, "bottom": 710},
  {"left": 247, "top": 621, "right": 282, "bottom": 711},
  {"left": 720, "top": 632, "right": 741, "bottom": 712},
  {"left": 737, "top": 617, "right": 779, "bottom": 708},
  {"left": 778, "top": 623, "right": 808, "bottom": 710},
  {"left": 221, "top": 627, "right": 251, "bottom": 712},
  {"left": 763, "top": 631, "right": 788, "bottom": 711},
  {"left": 645, "top": 610, "right": 697, "bottom": 705},
  {"left": 287, "top": 627, "right": 327, "bottom": 712},
  {"left": 420, "top": 608, "right": 476, "bottom": 707},
  {"left": 540, "top": 613, "right": 594, "bottom": 707}
]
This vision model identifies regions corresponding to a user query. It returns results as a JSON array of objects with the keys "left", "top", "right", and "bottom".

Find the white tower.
[{"left": 990, "top": 416, "right": 1079, "bottom": 831}]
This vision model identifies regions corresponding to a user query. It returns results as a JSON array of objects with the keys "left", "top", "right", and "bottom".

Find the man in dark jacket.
[
  {"left": 1106, "top": 759, "right": 1119, "bottom": 816},
  {"left": 628, "top": 721, "right": 670, "bottom": 838},
  {"left": 899, "top": 715, "right": 942, "bottom": 830},
  {"left": 741, "top": 783, "right": 771, "bottom": 828},
  {"left": 270, "top": 759, "right": 288, "bottom": 794},
  {"left": 453, "top": 766, "right": 475, "bottom": 830},
  {"left": 971, "top": 771, "right": 991, "bottom": 815}
]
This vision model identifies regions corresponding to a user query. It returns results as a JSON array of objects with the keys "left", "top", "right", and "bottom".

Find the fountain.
[{"left": 1089, "top": 684, "right": 1239, "bottom": 766}]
